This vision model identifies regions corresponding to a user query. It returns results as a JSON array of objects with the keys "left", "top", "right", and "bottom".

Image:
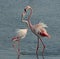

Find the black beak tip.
[{"left": 24, "top": 9, "right": 26, "bottom": 12}]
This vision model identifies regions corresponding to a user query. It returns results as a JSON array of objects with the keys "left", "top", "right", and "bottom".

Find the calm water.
[{"left": 0, "top": 0, "right": 60, "bottom": 58}]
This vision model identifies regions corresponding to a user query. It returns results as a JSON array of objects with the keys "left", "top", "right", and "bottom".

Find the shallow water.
[{"left": 0, "top": 0, "right": 60, "bottom": 58}]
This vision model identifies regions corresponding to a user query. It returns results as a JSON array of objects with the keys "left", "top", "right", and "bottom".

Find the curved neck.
[
  {"left": 27, "top": 8, "right": 33, "bottom": 28},
  {"left": 21, "top": 12, "right": 29, "bottom": 28}
]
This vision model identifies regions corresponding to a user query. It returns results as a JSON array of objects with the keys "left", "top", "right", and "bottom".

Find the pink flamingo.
[
  {"left": 11, "top": 11, "right": 28, "bottom": 59},
  {"left": 23, "top": 6, "right": 51, "bottom": 59}
]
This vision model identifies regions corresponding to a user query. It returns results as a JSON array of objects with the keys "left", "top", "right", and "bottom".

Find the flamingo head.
[{"left": 24, "top": 5, "right": 32, "bottom": 12}]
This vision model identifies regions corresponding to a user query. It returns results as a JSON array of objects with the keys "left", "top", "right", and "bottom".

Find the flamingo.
[
  {"left": 23, "top": 6, "right": 51, "bottom": 59},
  {"left": 11, "top": 11, "right": 28, "bottom": 59}
]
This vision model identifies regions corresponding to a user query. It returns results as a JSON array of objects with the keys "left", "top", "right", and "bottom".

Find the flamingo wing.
[
  {"left": 38, "top": 22, "right": 48, "bottom": 28},
  {"left": 16, "top": 29, "right": 28, "bottom": 39},
  {"left": 33, "top": 22, "right": 48, "bottom": 34}
]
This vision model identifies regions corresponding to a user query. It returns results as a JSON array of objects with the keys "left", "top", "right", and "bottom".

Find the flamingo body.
[
  {"left": 16, "top": 29, "right": 28, "bottom": 39},
  {"left": 12, "top": 29, "right": 28, "bottom": 41},
  {"left": 28, "top": 22, "right": 50, "bottom": 39}
]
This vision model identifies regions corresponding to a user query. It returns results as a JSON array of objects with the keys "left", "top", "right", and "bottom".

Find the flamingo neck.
[
  {"left": 21, "top": 13, "right": 29, "bottom": 28},
  {"left": 27, "top": 8, "right": 33, "bottom": 29}
]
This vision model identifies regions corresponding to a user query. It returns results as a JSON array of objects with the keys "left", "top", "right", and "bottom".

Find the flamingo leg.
[
  {"left": 36, "top": 38, "right": 39, "bottom": 59},
  {"left": 12, "top": 37, "right": 20, "bottom": 59},
  {"left": 39, "top": 38, "right": 45, "bottom": 59},
  {"left": 12, "top": 37, "right": 18, "bottom": 53},
  {"left": 17, "top": 48, "right": 20, "bottom": 59},
  {"left": 17, "top": 39, "right": 20, "bottom": 59}
]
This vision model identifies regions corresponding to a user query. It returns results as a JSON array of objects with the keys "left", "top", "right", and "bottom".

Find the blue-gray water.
[{"left": 0, "top": 0, "right": 60, "bottom": 59}]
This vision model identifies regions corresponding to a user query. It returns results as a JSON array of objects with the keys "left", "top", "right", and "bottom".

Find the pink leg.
[
  {"left": 36, "top": 38, "right": 39, "bottom": 59},
  {"left": 12, "top": 36, "right": 17, "bottom": 50},
  {"left": 17, "top": 40, "right": 20, "bottom": 59},
  {"left": 12, "top": 36, "right": 19, "bottom": 50},
  {"left": 17, "top": 48, "right": 20, "bottom": 59},
  {"left": 39, "top": 38, "right": 45, "bottom": 59},
  {"left": 12, "top": 36, "right": 20, "bottom": 59},
  {"left": 12, "top": 36, "right": 19, "bottom": 41}
]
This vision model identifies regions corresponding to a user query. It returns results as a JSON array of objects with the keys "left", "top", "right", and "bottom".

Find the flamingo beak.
[{"left": 24, "top": 8, "right": 27, "bottom": 12}]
